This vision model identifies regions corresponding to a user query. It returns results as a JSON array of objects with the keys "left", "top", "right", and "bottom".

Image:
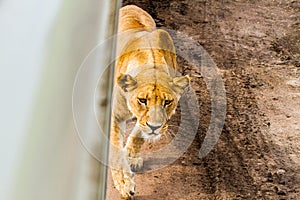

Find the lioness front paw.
[
  {"left": 122, "top": 170, "right": 135, "bottom": 199},
  {"left": 127, "top": 156, "right": 144, "bottom": 171},
  {"left": 111, "top": 169, "right": 135, "bottom": 199}
]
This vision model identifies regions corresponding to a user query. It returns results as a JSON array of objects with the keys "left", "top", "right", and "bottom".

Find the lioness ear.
[
  {"left": 173, "top": 75, "right": 190, "bottom": 92},
  {"left": 117, "top": 74, "right": 137, "bottom": 92}
]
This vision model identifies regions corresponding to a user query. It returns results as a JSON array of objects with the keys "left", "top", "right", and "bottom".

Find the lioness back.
[
  {"left": 117, "top": 5, "right": 177, "bottom": 79},
  {"left": 118, "top": 5, "right": 156, "bottom": 33}
]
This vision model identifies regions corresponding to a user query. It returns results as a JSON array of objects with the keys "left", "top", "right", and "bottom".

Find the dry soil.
[{"left": 107, "top": 0, "right": 300, "bottom": 199}]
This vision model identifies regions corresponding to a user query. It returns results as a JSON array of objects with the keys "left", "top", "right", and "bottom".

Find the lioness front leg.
[
  {"left": 110, "top": 120, "right": 135, "bottom": 199},
  {"left": 125, "top": 126, "right": 145, "bottom": 171},
  {"left": 110, "top": 162, "right": 135, "bottom": 199}
]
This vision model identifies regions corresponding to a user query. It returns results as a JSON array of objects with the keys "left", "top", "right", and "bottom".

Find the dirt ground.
[{"left": 106, "top": 0, "right": 300, "bottom": 199}]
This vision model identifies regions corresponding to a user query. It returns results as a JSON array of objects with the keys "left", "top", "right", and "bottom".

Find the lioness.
[{"left": 110, "top": 5, "right": 190, "bottom": 199}]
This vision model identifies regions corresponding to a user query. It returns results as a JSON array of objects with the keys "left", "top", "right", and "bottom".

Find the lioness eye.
[
  {"left": 138, "top": 98, "right": 147, "bottom": 105},
  {"left": 164, "top": 100, "right": 173, "bottom": 107}
]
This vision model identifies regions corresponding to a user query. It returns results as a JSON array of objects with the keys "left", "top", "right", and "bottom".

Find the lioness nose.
[{"left": 146, "top": 122, "right": 161, "bottom": 131}]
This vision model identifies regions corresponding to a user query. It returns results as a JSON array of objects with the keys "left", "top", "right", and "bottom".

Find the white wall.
[
  {"left": 0, "top": 1, "right": 60, "bottom": 199},
  {"left": 0, "top": 0, "right": 120, "bottom": 199}
]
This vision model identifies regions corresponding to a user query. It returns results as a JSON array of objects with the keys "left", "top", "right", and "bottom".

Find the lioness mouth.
[{"left": 148, "top": 131, "right": 159, "bottom": 135}]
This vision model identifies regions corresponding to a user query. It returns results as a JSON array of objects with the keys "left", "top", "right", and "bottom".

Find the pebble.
[
  {"left": 286, "top": 79, "right": 300, "bottom": 87},
  {"left": 288, "top": 93, "right": 300, "bottom": 98},
  {"left": 276, "top": 169, "right": 286, "bottom": 176},
  {"left": 275, "top": 186, "right": 287, "bottom": 195}
]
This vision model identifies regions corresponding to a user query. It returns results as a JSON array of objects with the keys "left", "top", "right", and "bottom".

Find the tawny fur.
[{"left": 110, "top": 5, "right": 190, "bottom": 199}]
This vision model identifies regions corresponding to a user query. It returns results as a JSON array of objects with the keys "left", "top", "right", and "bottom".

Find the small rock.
[
  {"left": 275, "top": 186, "right": 287, "bottom": 195},
  {"left": 288, "top": 93, "right": 300, "bottom": 98},
  {"left": 286, "top": 79, "right": 300, "bottom": 87},
  {"left": 251, "top": 83, "right": 257, "bottom": 88},
  {"left": 276, "top": 169, "right": 286, "bottom": 176},
  {"left": 192, "top": 162, "right": 201, "bottom": 166},
  {"left": 294, "top": 60, "right": 300, "bottom": 68}
]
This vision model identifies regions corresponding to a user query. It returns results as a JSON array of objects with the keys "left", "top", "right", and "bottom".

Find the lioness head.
[{"left": 117, "top": 72, "right": 190, "bottom": 140}]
